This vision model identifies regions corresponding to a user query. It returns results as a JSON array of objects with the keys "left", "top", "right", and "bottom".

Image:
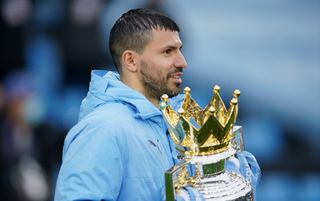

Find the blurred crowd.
[
  {"left": 1, "top": 0, "right": 319, "bottom": 201},
  {"left": 0, "top": 0, "right": 171, "bottom": 200},
  {"left": 0, "top": 70, "right": 63, "bottom": 200}
]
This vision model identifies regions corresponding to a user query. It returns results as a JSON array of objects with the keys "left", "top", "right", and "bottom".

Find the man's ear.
[{"left": 121, "top": 50, "right": 139, "bottom": 72}]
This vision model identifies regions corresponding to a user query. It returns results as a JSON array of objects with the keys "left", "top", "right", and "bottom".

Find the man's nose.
[{"left": 175, "top": 51, "right": 188, "bottom": 69}]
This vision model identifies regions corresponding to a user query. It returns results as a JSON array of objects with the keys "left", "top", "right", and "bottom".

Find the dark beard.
[{"left": 140, "top": 60, "right": 182, "bottom": 100}]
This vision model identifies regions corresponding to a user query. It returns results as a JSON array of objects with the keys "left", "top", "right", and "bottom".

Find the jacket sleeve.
[
  {"left": 226, "top": 151, "right": 261, "bottom": 192},
  {"left": 54, "top": 117, "right": 125, "bottom": 201}
]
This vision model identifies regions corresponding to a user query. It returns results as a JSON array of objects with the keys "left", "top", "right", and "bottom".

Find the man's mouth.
[{"left": 169, "top": 72, "right": 183, "bottom": 84}]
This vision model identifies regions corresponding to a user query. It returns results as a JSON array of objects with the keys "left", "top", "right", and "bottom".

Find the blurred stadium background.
[{"left": 1, "top": 0, "right": 319, "bottom": 200}]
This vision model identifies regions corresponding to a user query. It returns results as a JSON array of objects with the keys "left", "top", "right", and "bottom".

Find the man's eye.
[{"left": 164, "top": 49, "right": 172, "bottom": 55}]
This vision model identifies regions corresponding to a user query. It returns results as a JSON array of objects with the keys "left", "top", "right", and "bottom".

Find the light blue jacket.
[
  {"left": 54, "top": 70, "right": 260, "bottom": 201},
  {"left": 55, "top": 70, "right": 182, "bottom": 201}
]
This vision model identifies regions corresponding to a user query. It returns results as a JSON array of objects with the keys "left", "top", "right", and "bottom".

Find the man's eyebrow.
[{"left": 162, "top": 44, "right": 183, "bottom": 50}]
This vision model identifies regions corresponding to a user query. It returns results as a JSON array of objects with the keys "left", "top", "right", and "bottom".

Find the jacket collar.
[{"left": 86, "top": 70, "right": 163, "bottom": 119}]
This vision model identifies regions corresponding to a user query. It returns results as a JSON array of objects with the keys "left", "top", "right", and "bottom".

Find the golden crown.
[{"left": 160, "top": 85, "right": 240, "bottom": 156}]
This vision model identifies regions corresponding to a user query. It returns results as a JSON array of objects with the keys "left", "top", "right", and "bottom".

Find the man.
[{"left": 55, "top": 8, "right": 260, "bottom": 201}]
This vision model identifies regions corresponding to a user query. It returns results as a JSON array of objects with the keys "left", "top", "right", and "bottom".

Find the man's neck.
[
  {"left": 120, "top": 75, "right": 160, "bottom": 108},
  {"left": 145, "top": 94, "right": 160, "bottom": 108}
]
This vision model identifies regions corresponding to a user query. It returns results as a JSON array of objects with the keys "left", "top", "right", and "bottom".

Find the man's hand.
[
  {"left": 227, "top": 151, "right": 261, "bottom": 191},
  {"left": 176, "top": 186, "right": 205, "bottom": 201}
]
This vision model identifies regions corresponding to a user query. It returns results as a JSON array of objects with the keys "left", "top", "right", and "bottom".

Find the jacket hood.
[{"left": 78, "top": 70, "right": 165, "bottom": 121}]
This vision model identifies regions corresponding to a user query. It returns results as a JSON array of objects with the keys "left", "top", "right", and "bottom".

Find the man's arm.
[{"left": 54, "top": 118, "right": 124, "bottom": 201}]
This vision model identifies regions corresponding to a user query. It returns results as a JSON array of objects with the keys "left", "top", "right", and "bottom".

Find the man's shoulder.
[
  {"left": 78, "top": 101, "right": 136, "bottom": 128},
  {"left": 64, "top": 103, "right": 129, "bottom": 148},
  {"left": 90, "top": 101, "right": 133, "bottom": 116}
]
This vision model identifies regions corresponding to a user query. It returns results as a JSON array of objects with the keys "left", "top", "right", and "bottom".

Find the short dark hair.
[{"left": 109, "top": 8, "right": 180, "bottom": 71}]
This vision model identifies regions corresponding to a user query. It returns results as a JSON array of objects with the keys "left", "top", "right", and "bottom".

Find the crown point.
[
  {"left": 231, "top": 98, "right": 238, "bottom": 105},
  {"left": 213, "top": 85, "right": 220, "bottom": 93},
  {"left": 161, "top": 94, "right": 169, "bottom": 102},
  {"left": 159, "top": 102, "right": 166, "bottom": 110},
  {"left": 178, "top": 108, "right": 185, "bottom": 114},
  {"left": 209, "top": 106, "right": 216, "bottom": 113},
  {"left": 233, "top": 89, "right": 241, "bottom": 98},
  {"left": 184, "top": 86, "right": 191, "bottom": 94}
]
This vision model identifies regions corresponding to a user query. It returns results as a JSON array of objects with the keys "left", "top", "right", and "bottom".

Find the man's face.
[{"left": 138, "top": 29, "right": 187, "bottom": 99}]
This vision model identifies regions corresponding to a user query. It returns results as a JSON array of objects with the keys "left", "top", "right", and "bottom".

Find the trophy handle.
[
  {"left": 165, "top": 159, "right": 191, "bottom": 201},
  {"left": 231, "top": 125, "right": 244, "bottom": 152}
]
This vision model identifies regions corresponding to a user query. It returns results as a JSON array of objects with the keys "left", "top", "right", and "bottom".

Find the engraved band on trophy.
[{"left": 160, "top": 86, "right": 253, "bottom": 201}]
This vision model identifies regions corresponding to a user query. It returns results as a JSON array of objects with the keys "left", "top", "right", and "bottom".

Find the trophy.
[{"left": 160, "top": 86, "right": 253, "bottom": 201}]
